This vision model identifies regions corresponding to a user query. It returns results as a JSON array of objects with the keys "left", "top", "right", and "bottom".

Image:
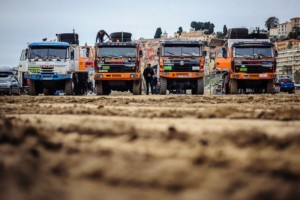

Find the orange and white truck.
[
  {"left": 93, "top": 32, "right": 142, "bottom": 95},
  {"left": 157, "top": 41, "right": 206, "bottom": 95},
  {"left": 215, "top": 28, "right": 277, "bottom": 94}
]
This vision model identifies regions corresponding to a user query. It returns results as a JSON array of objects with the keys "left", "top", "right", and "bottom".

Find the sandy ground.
[{"left": 1, "top": 94, "right": 300, "bottom": 200}]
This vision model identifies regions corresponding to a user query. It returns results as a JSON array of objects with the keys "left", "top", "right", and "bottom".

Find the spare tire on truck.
[
  {"left": 57, "top": 33, "right": 79, "bottom": 45},
  {"left": 227, "top": 28, "right": 249, "bottom": 39},
  {"left": 110, "top": 32, "right": 132, "bottom": 42}
]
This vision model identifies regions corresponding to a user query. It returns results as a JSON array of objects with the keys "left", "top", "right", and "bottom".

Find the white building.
[{"left": 277, "top": 48, "right": 300, "bottom": 75}]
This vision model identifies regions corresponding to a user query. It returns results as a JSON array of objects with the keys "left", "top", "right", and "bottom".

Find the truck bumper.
[
  {"left": 160, "top": 72, "right": 204, "bottom": 79},
  {"left": 230, "top": 73, "right": 276, "bottom": 80},
  {"left": 24, "top": 74, "right": 71, "bottom": 81},
  {"left": 94, "top": 72, "right": 141, "bottom": 81}
]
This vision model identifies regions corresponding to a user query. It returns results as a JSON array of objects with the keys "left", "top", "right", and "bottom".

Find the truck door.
[
  {"left": 215, "top": 47, "right": 232, "bottom": 70},
  {"left": 18, "top": 49, "right": 28, "bottom": 86}
]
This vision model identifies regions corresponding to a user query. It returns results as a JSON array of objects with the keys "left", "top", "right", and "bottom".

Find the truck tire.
[
  {"left": 132, "top": 80, "right": 141, "bottom": 95},
  {"left": 65, "top": 79, "right": 73, "bottom": 95},
  {"left": 223, "top": 75, "right": 230, "bottom": 94},
  {"left": 57, "top": 33, "right": 79, "bottom": 45},
  {"left": 160, "top": 77, "right": 167, "bottom": 95},
  {"left": 110, "top": 32, "right": 132, "bottom": 42},
  {"left": 229, "top": 79, "right": 238, "bottom": 94},
  {"left": 29, "top": 80, "right": 37, "bottom": 96},
  {"left": 95, "top": 81, "right": 104, "bottom": 95},
  {"left": 266, "top": 79, "right": 275, "bottom": 94},
  {"left": 43, "top": 88, "right": 55, "bottom": 96},
  {"left": 192, "top": 78, "right": 204, "bottom": 95}
]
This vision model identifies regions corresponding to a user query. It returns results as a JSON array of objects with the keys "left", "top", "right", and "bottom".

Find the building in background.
[
  {"left": 278, "top": 22, "right": 292, "bottom": 37},
  {"left": 270, "top": 26, "right": 278, "bottom": 37},
  {"left": 276, "top": 40, "right": 300, "bottom": 76}
]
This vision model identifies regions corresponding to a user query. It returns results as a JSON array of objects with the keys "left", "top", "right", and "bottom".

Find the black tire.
[
  {"left": 43, "top": 88, "right": 55, "bottom": 96},
  {"left": 132, "top": 80, "right": 141, "bottom": 95},
  {"left": 29, "top": 80, "right": 37, "bottom": 96},
  {"left": 228, "top": 28, "right": 249, "bottom": 39},
  {"left": 229, "top": 79, "right": 238, "bottom": 94},
  {"left": 223, "top": 75, "right": 230, "bottom": 94},
  {"left": 110, "top": 32, "right": 132, "bottom": 42},
  {"left": 192, "top": 78, "right": 204, "bottom": 95},
  {"left": 160, "top": 77, "right": 167, "bottom": 95},
  {"left": 95, "top": 81, "right": 103, "bottom": 95},
  {"left": 266, "top": 79, "right": 275, "bottom": 94},
  {"left": 57, "top": 33, "right": 79, "bottom": 45},
  {"left": 65, "top": 79, "right": 73, "bottom": 95}
]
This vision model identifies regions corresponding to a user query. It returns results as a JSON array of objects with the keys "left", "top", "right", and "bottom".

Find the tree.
[
  {"left": 294, "top": 70, "right": 300, "bottom": 83},
  {"left": 191, "top": 21, "right": 198, "bottom": 30},
  {"left": 208, "top": 23, "right": 215, "bottom": 34},
  {"left": 223, "top": 25, "right": 228, "bottom": 36},
  {"left": 177, "top": 27, "right": 183, "bottom": 36},
  {"left": 287, "top": 41, "right": 293, "bottom": 49},
  {"left": 154, "top": 28, "right": 162, "bottom": 39},
  {"left": 216, "top": 32, "right": 224, "bottom": 39},
  {"left": 265, "top": 17, "right": 279, "bottom": 31}
]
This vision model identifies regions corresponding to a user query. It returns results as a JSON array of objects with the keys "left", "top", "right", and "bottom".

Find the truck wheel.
[
  {"left": 65, "top": 79, "right": 73, "bottom": 95},
  {"left": 43, "top": 88, "right": 55, "bottom": 96},
  {"left": 95, "top": 81, "right": 104, "bottom": 95},
  {"left": 266, "top": 80, "right": 275, "bottom": 94},
  {"left": 160, "top": 77, "right": 167, "bottom": 95},
  {"left": 229, "top": 79, "right": 238, "bottom": 94},
  {"left": 133, "top": 80, "right": 141, "bottom": 95},
  {"left": 29, "top": 80, "right": 37, "bottom": 96},
  {"left": 192, "top": 78, "right": 204, "bottom": 95},
  {"left": 223, "top": 75, "right": 230, "bottom": 94}
]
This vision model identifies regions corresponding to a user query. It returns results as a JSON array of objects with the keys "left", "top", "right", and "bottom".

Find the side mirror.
[
  {"left": 203, "top": 51, "right": 207, "bottom": 57},
  {"left": 71, "top": 51, "right": 74, "bottom": 59},
  {"left": 222, "top": 47, "right": 228, "bottom": 58},
  {"left": 275, "top": 50, "right": 278, "bottom": 57},
  {"left": 139, "top": 50, "right": 143, "bottom": 57},
  {"left": 157, "top": 48, "right": 160, "bottom": 56}
]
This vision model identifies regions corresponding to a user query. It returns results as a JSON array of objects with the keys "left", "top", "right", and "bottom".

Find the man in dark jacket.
[
  {"left": 96, "top": 30, "right": 111, "bottom": 43},
  {"left": 143, "top": 64, "right": 154, "bottom": 95}
]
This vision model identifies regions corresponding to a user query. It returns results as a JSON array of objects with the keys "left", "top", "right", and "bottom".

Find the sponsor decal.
[
  {"left": 192, "top": 66, "right": 200, "bottom": 70},
  {"left": 102, "top": 66, "right": 110, "bottom": 70},
  {"left": 164, "top": 66, "right": 173, "bottom": 70},
  {"left": 259, "top": 74, "right": 268, "bottom": 78},
  {"left": 240, "top": 68, "right": 247, "bottom": 72},
  {"left": 28, "top": 66, "right": 40, "bottom": 73}
]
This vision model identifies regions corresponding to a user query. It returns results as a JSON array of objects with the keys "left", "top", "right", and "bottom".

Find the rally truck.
[
  {"left": 157, "top": 41, "right": 206, "bottom": 95},
  {"left": 94, "top": 32, "right": 142, "bottom": 95},
  {"left": 215, "top": 28, "right": 277, "bottom": 94},
  {"left": 20, "top": 33, "right": 90, "bottom": 96}
]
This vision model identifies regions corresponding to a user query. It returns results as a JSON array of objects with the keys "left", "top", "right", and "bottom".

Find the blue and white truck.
[
  {"left": 19, "top": 33, "right": 90, "bottom": 96},
  {"left": 22, "top": 42, "right": 75, "bottom": 95}
]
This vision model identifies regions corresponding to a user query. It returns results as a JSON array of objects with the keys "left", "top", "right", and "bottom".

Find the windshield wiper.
[
  {"left": 182, "top": 52, "right": 198, "bottom": 56},
  {"left": 164, "top": 50, "right": 176, "bottom": 56},
  {"left": 30, "top": 52, "right": 43, "bottom": 59}
]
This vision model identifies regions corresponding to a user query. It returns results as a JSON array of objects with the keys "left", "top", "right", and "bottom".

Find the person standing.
[
  {"left": 143, "top": 64, "right": 154, "bottom": 95},
  {"left": 96, "top": 30, "right": 111, "bottom": 43}
]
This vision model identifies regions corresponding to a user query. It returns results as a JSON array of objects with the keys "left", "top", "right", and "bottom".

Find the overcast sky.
[{"left": 0, "top": 0, "right": 299, "bottom": 67}]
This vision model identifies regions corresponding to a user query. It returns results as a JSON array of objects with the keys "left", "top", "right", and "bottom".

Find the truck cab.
[
  {"left": 94, "top": 32, "right": 142, "bottom": 95},
  {"left": 215, "top": 28, "right": 277, "bottom": 94},
  {"left": 23, "top": 42, "right": 74, "bottom": 95},
  {"left": 157, "top": 41, "right": 205, "bottom": 95}
]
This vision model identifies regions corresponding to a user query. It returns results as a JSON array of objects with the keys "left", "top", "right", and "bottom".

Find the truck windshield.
[
  {"left": 29, "top": 46, "right": 68, "bottom": 59},
  {"left": 234, "top": 47, "right": 273, "bottom": 58},
  {"left": 98, "top": 47, "right": 137, "bottom": 58},
  {"left": 163, "top": 46, "right": 200, "bottom": 57}
]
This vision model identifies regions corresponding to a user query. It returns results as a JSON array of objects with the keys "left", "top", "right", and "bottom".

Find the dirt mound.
[{"left": 1, "top": 94, "right": 300, "bottom": 200}]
